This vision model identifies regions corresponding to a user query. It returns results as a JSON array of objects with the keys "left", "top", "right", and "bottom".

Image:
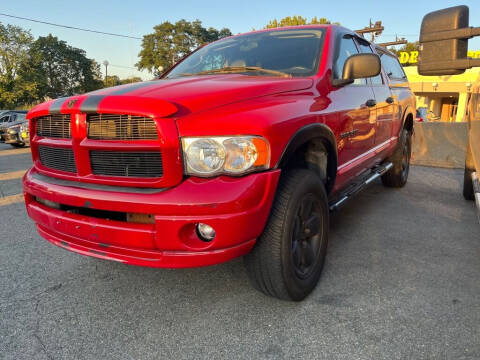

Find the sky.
[{"left": 2, "top": 0, "right": 480, "bottom": 80}]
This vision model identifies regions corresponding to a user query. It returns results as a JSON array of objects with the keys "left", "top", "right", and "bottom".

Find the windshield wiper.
[{"left": 178, "top": 66, "right": 291, "bottom": 78}]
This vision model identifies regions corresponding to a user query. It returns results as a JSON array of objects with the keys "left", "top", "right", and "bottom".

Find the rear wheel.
[
  {"left": 382, "top": 129, "right": 411, "bottom": 188},
  {"left": 463, "top": 141, "right": 475, "bottom": 201},
  {"left": 244, "top": 169, "right": 329, "bottom": 301}
]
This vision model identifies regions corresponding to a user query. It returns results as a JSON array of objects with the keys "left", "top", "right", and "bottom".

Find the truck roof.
[{"left": 223, "top": 24, "right": 335, "bottom": 41}]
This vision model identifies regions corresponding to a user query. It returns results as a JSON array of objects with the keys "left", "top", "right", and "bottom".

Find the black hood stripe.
[
  {"left": 79, "top": 81, "right": 158, "bottom": 113},
  {"left": 49, "top": 97, "right": 70, "bottom": 114},
  {"left": 80, "top": 95, "right": 106, "bottom": 113},
  {"left": 109, "top": 81, "right": 157, "bottom": 95}
]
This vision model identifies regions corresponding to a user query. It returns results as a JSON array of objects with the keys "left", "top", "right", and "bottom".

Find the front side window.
[
  {"left": 357, "top": 41, "right": 383, "bottom": 85},
  {"left": 333, "top": 37, "right": 358, "bottom": 79},
  {"left": 334, "top": 36, "right": 366, "bottom": 85},
  {"left": 166, "top": 28, "right": 325, "bottom": 79}
]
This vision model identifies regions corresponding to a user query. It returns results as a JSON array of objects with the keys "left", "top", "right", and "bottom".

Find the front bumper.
[
  {"left": 4, "top": 130, "right": 29, "bottom": 145},
  {"left": 23, "top": 168, "right": 280, "bottom": 267}
]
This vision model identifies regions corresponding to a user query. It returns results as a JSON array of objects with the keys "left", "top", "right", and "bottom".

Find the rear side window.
[{"left": 380, "top": 54, "right": 406, "bottom": 80}]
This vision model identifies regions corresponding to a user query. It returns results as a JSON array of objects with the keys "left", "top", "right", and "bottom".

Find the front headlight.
[{"left": 182, "top": 136, "right": 270, "bottom": 176}]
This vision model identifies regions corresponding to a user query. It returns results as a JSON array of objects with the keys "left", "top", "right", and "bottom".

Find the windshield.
[
  {"left": 166, "top": 28, "right": 325, "bottom": 79},
  {"left": 16, "top": 113, "right": 26, "bottom": 121}
]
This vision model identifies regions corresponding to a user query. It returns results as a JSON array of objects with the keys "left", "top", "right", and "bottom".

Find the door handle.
[
  {"left": 366, "top": 99, "right": 376, "bottom": 107},
  {"left": 386, "top": 96, "right": 395, "bottom": 104}
]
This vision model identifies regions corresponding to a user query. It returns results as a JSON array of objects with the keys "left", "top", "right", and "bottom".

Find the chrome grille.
[
  {"left": 36, "top": 115, "right": 71, "bottom": 138},
  {"left": 87, "top": 114, "right": 158, "bottom": 140},
  {"left": 38, "top": 146, "right": 77, "bottom": 173},
  {"left": 90, "top": 151, "right": 163, "bottom": 178}
]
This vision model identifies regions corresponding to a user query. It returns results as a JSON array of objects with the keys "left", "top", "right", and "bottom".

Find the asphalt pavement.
[{"left": 1, "top": 142, "right": 479, "bottom": 360}]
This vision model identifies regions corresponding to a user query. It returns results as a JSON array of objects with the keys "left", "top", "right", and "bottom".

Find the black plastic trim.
[
  {"left": 400, "top": 106, "right": 415, "bottom": 133},
  {"left": 275, "top": 123, "right": 338, "bottom": 193}
]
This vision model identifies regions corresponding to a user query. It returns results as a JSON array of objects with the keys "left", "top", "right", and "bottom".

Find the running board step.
[{"left": 329, "top": 162, "right": 393, "bottom": 212}]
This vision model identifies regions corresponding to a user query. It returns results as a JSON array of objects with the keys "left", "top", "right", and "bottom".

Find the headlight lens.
[
  {"left": 182, "top": 136, "right": 270, "bottom": 176},
  {"left": 185, "top": 138, "right": 225, "bottom": 174},
  {"left": 20, "top": 123, "right": 28, "bottom": 132}
]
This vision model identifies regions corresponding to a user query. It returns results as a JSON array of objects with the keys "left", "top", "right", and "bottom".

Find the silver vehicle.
[
  {"left": 0, "top": 111, "right": 28, "bottom": 142},
  {"left": 4, "top": 119, "right": 29, "bottom": 147}
]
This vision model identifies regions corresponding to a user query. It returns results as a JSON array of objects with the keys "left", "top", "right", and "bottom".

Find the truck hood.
[{"left": 28, "top": 75, "right": 313, "bottom": 118}]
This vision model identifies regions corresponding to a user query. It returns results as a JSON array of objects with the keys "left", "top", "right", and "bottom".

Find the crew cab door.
[
  {"left": 379, "top": 51, "right": 410, "bottom": 143},
  {"left": 356, "top": 39, "right": 395, "bottom": 147},
  {"left": 331, "top": 35, "right": 376, "bottom": 172}
]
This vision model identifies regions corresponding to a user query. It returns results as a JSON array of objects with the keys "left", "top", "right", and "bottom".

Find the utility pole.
[
  {"left": 355, "top": 20, "right": 384, "bottom": 42},
  {"left": 103, "top": 60, "right": 109, "bottom": 87}
]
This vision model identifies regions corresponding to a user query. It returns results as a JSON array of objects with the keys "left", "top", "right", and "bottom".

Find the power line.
[
  {"left": 110, "top": 64, "right": 138, "bottom": 70},
  {"left": 382, "top": 34, "right": 419, "bottom": 37},
  {"left": 0, "top": 12, "right": 142, "bottom": 40}
]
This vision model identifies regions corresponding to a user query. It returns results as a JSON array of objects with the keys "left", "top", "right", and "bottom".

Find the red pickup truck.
[{"left": 23, "top": 25, "right": 415, "bottom": 300}]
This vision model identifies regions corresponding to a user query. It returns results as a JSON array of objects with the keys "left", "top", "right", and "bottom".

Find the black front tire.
[
  {"left": 382, "top": 129, "right": 411, "bottom": 188},
  {"left": 463, "top": 168, "right": 474, "bottom": 201},
  {"left": 244, "top": 169, "right": 329, "bottom": 301}
]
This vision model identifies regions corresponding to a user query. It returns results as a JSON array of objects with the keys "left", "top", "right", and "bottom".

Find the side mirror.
[
  {"left": 418, "top": 5, "right": 480, "bottom": 75},
  {"left": 333, "top": 53, "right": 381, "bottom": 87}
]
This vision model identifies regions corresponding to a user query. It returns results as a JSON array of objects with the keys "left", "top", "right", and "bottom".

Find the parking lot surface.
[{"left": 1, "top": 142, "right": 479, "bottom": 360}]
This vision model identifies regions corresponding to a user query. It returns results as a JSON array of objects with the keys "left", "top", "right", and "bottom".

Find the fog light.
[{"left": 196, "top": 223, "right": 216, "bottom": 241}]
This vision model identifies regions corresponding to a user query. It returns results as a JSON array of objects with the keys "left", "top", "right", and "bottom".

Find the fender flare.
[
  {"left": 400, "top": 105, "right": 415, "bottom": 133},
  {"left": 275, "top": 123, "right": 338, "bottom": 193}
]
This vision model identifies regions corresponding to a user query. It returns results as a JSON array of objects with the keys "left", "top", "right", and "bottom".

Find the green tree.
[
  {"left": 388, "top": 41, "right": 418, "bottom": 57},
  {"left": 0, "top": 22, "right": 37, "bottom": 108},
  {"left": 137, "top": 20, "right": 232, "bottom": 76},
  {"left": 388, "top": 41, "right": 419, "bottom": 66},
  {"left": 265, "top": 16, "right": 336, "bottom": 29},
  {"left": 104, "top": 75, "right": 121, "bottom": 87},
  {"left": 103, "top": 76, "right": 142, "bottom": 87},
  {"left": 119, "top": 77, "right": 142, "bottom": 85},
  {"left": 25, "top": 34, "right": 103, "bottom": 99}
]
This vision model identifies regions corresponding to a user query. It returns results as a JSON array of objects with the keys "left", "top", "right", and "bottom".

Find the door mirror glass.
[{"left": 333, "top": 53, "right": 380, "bottom": 87}]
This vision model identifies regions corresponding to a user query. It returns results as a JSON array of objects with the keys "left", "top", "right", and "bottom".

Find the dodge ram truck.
[{"left": 23, "top": 25, "right": 415, "bottom": 300}]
